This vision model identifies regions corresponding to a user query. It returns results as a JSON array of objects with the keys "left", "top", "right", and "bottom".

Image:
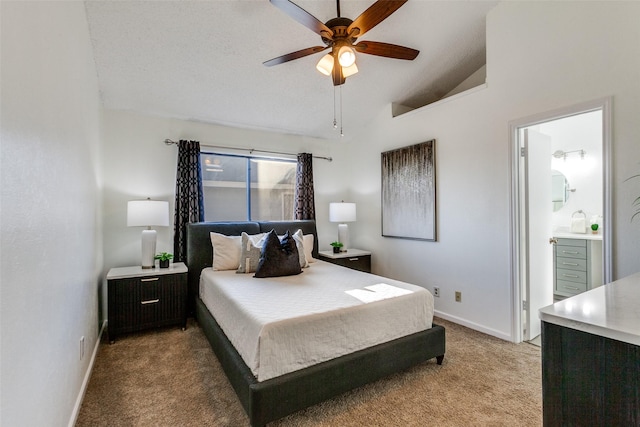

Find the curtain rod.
[{"left": 164, "top": 139, "right": 332, "bottom": 162}]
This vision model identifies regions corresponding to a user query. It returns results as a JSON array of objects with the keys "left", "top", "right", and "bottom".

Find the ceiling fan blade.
[
  {"left": 347, "top": 0, "right": 408, "bottom": 38},
  {"left": 263, "top": 46, "right": 328, "bottom": 67},
  {"left": 354, "top": 41, "right": 419, "bottom": 60},
  {"left": 270, "top": 0, "right": 334, "bottom": 38}
]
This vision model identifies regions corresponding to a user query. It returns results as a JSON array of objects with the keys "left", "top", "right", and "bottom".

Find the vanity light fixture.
[{"left": 552, "top": 149, "right": 586, "bottom": 160}]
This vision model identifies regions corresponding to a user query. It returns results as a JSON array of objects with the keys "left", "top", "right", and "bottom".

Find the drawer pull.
[
  {"left": 141, "top": 299, "right": 160, "bottom": 305},
  {"left": 348, "top": 258, "right": 359, "bottom": 261},
  {"left": 561, "top": 250, "right": 580, "bottom": 255},
  {"left": 562, "top": 274, "right": 579, "bottom": 278},
  {"left": 564, "top": 285, "right": 579, "bottom": 290},
  {"left": 562, "top": 262, "right": 579, "bottom": 266},
  {"left": 140, "top": 278, "right": 159, "bottom": 282}
]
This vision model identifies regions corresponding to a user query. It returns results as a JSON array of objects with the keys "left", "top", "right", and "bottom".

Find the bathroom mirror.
[{"left": 551, "top": 169, "right": 570, "bottom": 212}]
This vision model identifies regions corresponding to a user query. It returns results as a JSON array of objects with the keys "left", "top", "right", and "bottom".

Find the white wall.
[
  {"left": 100, "top": 110, "right": 347, "bottom": 313},
  {"left": 540, "top": 110, "right": 603, "bottom": 230},
  {"left": 0, "top": 2, "right": 102, "bottom": 426},
  {"left": 338, "top": 1, "right": 640, "bottom": 340}
]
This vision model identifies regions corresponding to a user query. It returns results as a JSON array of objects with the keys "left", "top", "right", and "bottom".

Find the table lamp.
[
  {"left": 329, "top": 202, "right": 356, "bottom": 252},
  {"left": 127, "top": 199, "right": 169, "bottom": 268}
]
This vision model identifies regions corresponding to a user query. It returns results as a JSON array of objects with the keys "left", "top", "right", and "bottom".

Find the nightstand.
[
  {"left": 107, "top": 262, "right": 188, "bottom": 343},
  {"left": 318, "top": 249, "right": 372, "bottom": 273}
]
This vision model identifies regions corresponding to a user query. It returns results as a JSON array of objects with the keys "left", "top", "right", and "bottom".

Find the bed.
[{"left": 186, "top": 220, "right": 445, "bottom": 426}]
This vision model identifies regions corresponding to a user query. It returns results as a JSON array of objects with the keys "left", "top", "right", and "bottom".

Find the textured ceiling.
[{"left": 85, "top": 0, "right": 497, "bottom": 140}]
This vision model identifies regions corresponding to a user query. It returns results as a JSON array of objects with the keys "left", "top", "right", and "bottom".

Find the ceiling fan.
[{"left": 264, "top": 0, "right": 419, "bottom": 86}]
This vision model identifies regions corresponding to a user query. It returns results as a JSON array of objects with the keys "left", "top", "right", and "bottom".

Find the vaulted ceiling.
[{"left": 85, "top": 0, "right": 497, "bottom": 140}]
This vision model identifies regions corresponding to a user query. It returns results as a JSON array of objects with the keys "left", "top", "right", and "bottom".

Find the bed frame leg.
[{"left": 436, "top": 355, "right": 444, "bottom": 365}]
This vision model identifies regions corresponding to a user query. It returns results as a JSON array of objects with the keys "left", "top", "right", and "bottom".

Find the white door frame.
[{"left": 508, "top": 97, "right": 613, "bottom": 343}]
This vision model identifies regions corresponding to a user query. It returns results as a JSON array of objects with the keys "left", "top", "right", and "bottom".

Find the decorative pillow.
[
  {"left": 236, "top": 232, "right": 266, "bottom": 274},
  {"left": 303, "top": 234, "right": 316, "bottom": 263},
  {"left": 292, "top": 229, "right": 309, "bottom": 268},
  {"left": 254, "top": 230, "right": 302, "bottom": 278},
  {"left": 210, "top": 232, "right": 242, "bottom": 271}
]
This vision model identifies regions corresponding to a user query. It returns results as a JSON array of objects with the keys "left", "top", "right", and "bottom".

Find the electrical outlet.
[
  {"left": 433, "top": 287, "right": 440, "bottom": 297},
  {"left": 455, "top": 291, "right": 462, "bottom": 302},
  {"left": 80, "top": 336, "right": 85, "bottom": 361}
]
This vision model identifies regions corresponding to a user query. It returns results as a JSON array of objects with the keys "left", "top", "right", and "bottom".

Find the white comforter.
[{"left": 199, "top": 260, "right": 434, "bottom": 381}]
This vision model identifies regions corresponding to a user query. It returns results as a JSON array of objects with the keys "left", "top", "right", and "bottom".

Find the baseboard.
[
  {"left": 68, "top": 320, "right": 106, "bottom": 427},
  {"left": 434, "top": 310, "right": 513, "bottom": 342}
]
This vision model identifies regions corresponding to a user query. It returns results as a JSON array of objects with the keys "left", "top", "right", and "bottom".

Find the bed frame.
[{"left": 186, "top": 220, "right": 445, "bottom": 427}]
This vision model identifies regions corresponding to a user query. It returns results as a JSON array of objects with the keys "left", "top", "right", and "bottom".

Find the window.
[{"left": 200, "top": 152, "right": 297, "bottom": 221}]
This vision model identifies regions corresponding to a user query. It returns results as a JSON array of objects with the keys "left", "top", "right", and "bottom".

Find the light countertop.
[
  {"left": 539, "top": 272, "right": 640, "bottom": 346},
  {"left": 107, "top": 262, "right": 188, "bottom": 279},
  {"left": 553, "top": 226, "right": 602, "bottom": 241}
]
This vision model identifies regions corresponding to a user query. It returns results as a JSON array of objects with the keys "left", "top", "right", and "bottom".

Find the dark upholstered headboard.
[{"left": 185, "top": 220, "right": 319, "bottom": 314}]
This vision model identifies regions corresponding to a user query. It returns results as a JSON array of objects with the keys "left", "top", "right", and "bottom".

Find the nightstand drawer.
[
  {"left": 331, "top": 256, "right": 371, "bottom": 272},
  {"left": 318, "top": 250, "right": 372, "bottom": 273},
  {"left": 107, "top": 264, "right": 188, "bottom": 342}
]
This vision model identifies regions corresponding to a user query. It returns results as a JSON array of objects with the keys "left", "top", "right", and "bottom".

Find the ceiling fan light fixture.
[
  {"left": 342, "top": 62, "right": 358, "bottom": 78},
  {"left": 338, "top": 45, "right": 356, "bottom": 67},
  {"left": 316, "top": 53, "right": 334, "bottom": 76}
]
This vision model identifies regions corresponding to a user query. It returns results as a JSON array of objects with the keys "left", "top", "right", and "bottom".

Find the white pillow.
[
  {"left": 303, "top": 234, "right": 316, "bottom": 263},
  {"left": 236, "top": 232, "right": 266, "bottom": 274},
  {"left": 292, "top": 229, "right": 308, "bottom": 268},
  {"left": 210, "top": 232, "right": 242, "bottom": 271}
]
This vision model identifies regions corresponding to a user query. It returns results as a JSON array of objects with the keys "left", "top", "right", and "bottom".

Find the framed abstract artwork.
[{"left": 381, "top": 140, "right": 436, "bottom": 241}]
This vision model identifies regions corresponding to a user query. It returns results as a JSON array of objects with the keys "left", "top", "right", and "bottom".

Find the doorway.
[{"left": 509, "top": 98, "right": 612, "bottom": 344}]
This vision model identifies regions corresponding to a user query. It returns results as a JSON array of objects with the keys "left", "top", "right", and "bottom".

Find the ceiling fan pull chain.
[
  {"left": 333, "top": 86, "right": 338, "bottom": 129},
  {"left": 340, "top": 85, "right": 344, "bottom": 137}
]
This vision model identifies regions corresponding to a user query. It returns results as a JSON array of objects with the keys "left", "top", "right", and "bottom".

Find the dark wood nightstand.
[
  {"left": 107, "top": 262, "right": 188, "bottom": 343},
  {"left": 318, "top": 249, "right": 372, "bottom": 273}
]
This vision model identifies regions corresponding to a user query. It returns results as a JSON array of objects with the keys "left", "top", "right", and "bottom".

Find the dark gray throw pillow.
[{"left": 254, "top": 229, "right": 302, "bottom": 278}]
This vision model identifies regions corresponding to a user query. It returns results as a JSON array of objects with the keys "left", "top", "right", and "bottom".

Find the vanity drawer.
[
  {"left": 556, "top": 238, "right": 586, "bottom": 247},
  {"left": 556, "top": 268, "right": 587, "bottom": 284},
  {"left": 556, "top": 279, "right": 587, "bottom": 296},
  {"left": 556, "top": 245, "right": 587, "bottom": 259},
  {"left": 556, "top": 257, "right": 587, "bottom": 272}
]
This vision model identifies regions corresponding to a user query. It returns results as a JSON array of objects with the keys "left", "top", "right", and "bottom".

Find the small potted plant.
[
  {"left": 590, "top": 223, "right": 599, "bottom": 234},
  {"left": 330, "top": 241, "right": 343, "bottom": 254},
  {"left": 154, "top": 252, "right": 173, "bottom": 268}
]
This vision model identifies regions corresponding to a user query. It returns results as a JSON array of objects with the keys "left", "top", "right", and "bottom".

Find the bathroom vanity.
[{"left": 552, "top": 232, "right": 602, "bottom": 298}]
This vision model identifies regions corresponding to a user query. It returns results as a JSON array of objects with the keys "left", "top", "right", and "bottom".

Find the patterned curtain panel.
[
  {"left": 294, "top": 152, "right": 316, "bottom": 220},
  {"left": 173, "top": 140, "right": 204, "bottom": 262}
]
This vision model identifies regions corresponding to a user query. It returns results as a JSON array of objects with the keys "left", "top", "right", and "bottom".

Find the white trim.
[
  {"left": 391, "top": 83, "right": 488, "bottom": 119},
  {"left": 434, "top": 310, "right": 512, "bottom": 342},
  {"left": 67, "top": 320, "right": 106, "bottom": 427},
  {"left": 508, "top": 97, "right": 613, "bottom": 343}
]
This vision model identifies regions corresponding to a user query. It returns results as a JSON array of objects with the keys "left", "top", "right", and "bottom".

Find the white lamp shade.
[
  {"left": 127, "top": 200, "right": 169, "bottom": 227},
  {"left": 329, "top": 202, "right": 356, "bottom": 223},
  {"left": 342, "top": 62, "right": 358, "bottom": 78},
  {"left": 316, "top": 54, "right": 334, "bottom": 76},
  {"left": 338, "top": 45, "right": 356, "bottom": 67}
]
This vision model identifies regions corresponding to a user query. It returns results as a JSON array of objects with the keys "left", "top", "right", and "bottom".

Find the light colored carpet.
[{"left": 76, "top": 318, "right": 541, "bottom": 426}]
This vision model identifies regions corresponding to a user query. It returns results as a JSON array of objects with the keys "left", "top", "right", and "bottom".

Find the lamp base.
[
  {"left": 141, "top": 229, "right": 157, "bottom": 269},
  {"left": 337, "top": 223, "right": 349, "bottom": 252}
]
